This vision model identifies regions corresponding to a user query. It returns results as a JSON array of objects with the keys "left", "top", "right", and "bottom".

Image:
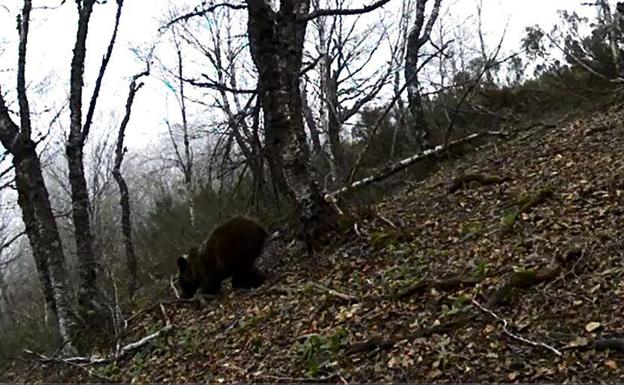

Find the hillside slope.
[{"left": 5, "top": 105, "right": 624, "bottom": 382}]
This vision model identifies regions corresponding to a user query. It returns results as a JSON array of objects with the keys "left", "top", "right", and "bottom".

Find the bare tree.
[
  {"left": 113, "top": 70, "right": 148, "bottom": 296},
  {"left": 67, "top": 0, "right": 125, "bottom": 323},
  {"left": 309, "top": 0, "right": 394, "bottom": 184},
  {"left": 172, "top": 34, "right": 196, "bottom": 230},
  {"left": 405, "top": 0, "right": 442, "bottom": 149},
  {"left": 0, "top": 0, "right": 77, "bottom": 353},
  {"left": 166, "top": 0, "right": 394, "bottom": 251},
  {"left": 247, "top": 0, "right": 397, "bottom": 250}
]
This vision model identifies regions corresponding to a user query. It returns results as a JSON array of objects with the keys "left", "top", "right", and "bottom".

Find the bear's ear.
[{"left": 177, "top": 255, "right": 188, "bottom": 272}]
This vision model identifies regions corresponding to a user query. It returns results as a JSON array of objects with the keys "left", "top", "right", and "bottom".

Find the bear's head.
[{"left": 177, "top": 247, "right": 200, "bottom": 298}]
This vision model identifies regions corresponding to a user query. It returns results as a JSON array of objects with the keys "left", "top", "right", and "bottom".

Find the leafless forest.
[{"left": 1, "top": 0, "right": 623, "bottom": 382}]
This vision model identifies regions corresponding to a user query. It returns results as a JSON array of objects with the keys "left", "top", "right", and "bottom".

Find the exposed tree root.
[
  {"left": 486, "top": 265, "right": 561, "bottom": 307},
  {"left": 396, "top": 276, "right": 484, "bottom": 299},
  {"left": 346, "top": 312, "right": 476, "bottom": 355},
  {"left": 501, "top": 187, "right": 554, "bottom": 233},
  {"left": 486, "top": 243, "right": 584, "bottom": 308},
  {"left": 448, "top": 173, "right": 510, "bottom": 193}
]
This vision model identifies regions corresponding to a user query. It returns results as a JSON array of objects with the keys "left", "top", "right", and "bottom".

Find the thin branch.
[
  {"left": 540, "top": 26, "right": 624, "bottom": 83},
  {"left": 444, "top": 28, "right": 506, "bottom": 145},
  {"left": 187, "top": 75, "right": 257, "bottom": 94},
  {"left": 302, "top": 0, "right": 393, "bottom": 21},
  {"left": 472, "top": 299, "right": 562, "bottom": 356},
  {"left": 0, "top": 230, "right": 26, "bottom": 259},
  {"left": 160, "top": 2, "right": 246, "bottom": 31}
]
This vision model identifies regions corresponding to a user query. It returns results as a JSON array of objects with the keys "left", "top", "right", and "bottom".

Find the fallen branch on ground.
[
  {"left": 310, "top": 282, "right": 359, "bottom": 302},
  {"left": 30, "top": 304, "right": 174, "bottom": 368},
  {"left": 562, "top": 336, "right": 624, "bottom": 353},
  {"left": 124, "top": 297, "right": 207, "bottom": 325},
  {"left": 23, "top": 349, "right": 114, "bottom": 382},
  {"left": 589, "top": 338, "right": 624, "bottom": 352},
  {"left": 325, "top": 131, "right": 507, "bottom": 201},
  {"left": 472, "top": 299, "right": 562, "bottom": 356}
]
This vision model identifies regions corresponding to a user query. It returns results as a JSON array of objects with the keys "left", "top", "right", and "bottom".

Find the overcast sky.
[{"left": 0, "top": 1, "right": 601, "bottom": 150}]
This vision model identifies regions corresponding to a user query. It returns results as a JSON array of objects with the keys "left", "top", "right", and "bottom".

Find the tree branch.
[
  {"left": 160, "top": 2, "right": 246, "bottom": 31},
  {"left": 186, "top": 75, "right": 257, "bottom": 94},
  {"left": 0, "top": 87, "right": 20, "bottom": 150},
  {"left": 301, "top": 0, "right": 393, "bottom": 21},
  {"left": 82, "top": 0, "right": 125, "bottom": 143}
]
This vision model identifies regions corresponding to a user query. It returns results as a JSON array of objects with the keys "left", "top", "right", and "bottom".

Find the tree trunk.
[
  {"left": 599, "top": 0, "right": 622, "bottom": 75},
  {"left": 113, "top": 72, "right": 146, "bottom": 296},
  {"left": 405, "top": 0, "right": 442, "bottom": 150},
  {"left": 175, "top": 45, "right": 196, "bottom": 231},
  {"left": 0, "top": 264, "right": 14, "bottom": 326},
  {"left": 405, "top": 44, "right": 430, "bottom": 150},
  {"left": 301, "top": 86, "right": 331, "bottom": 181},
  {"left": 10, "top": 136, "right": 77, "bottom": 352},
  {"left": 246, "top": 0, "right": 336, "bottom": 252},
  {"left": 0, "top": 0, "right": 76, "bottom": 353},
  {"left": 326, "top": 73, "right": 346, "bottom": 183},
  {"left": 67, "top": 0, "right": 98, "bottom": 321}
]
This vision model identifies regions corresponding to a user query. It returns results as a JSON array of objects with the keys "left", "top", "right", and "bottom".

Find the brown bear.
[{"left": 176, "top": 216, "right": 268, "bottom": 298}]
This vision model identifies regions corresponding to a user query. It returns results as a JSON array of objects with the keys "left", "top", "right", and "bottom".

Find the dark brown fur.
[{"left": 177, "top": 216, "right": 268, "bottom": 298}]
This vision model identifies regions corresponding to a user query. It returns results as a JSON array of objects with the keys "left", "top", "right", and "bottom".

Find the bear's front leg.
[{"left": 232, "top": 266, "right": 264, "bottom": 289}]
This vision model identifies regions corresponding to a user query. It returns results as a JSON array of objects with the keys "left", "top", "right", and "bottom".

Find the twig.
[
  {"left": 353, "top": 223, "right": 362, "bottom": 238},
  {"left": 377, "top": 214, "right": 397, "bottom": 228},
  {"left": 169, "top": 274, "right": 180, "bottom": 299},
  {"left": 472, "top": 299, "right": 562, "bottom": 356},
  {"left": 23, "top": 350, "right": 114, "bottom": 382},
  {"left": 311, "top": 282, "right": 359, "bottom": 302}
]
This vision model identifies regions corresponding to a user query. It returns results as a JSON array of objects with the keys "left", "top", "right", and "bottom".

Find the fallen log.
[{"left": 325, "top": 131, "right": 507, "bottom": 201}]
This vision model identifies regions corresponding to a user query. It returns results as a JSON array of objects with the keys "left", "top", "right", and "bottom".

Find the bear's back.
[{"left": 204, "top": 216, "right": 267, "bottom": 273}]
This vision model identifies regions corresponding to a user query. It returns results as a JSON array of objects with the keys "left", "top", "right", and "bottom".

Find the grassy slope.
[{"left": 5, "top": 104, "right": 624, "bottom": 382}]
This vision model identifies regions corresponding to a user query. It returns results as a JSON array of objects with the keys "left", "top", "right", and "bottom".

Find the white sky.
[{"left": 0, "top": 0, "right": 601, "bottom": 150}]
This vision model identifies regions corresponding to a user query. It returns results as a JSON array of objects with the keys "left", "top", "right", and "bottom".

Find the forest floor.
[{"left": 4, "top": 104, "right": 624, "bottom": 383}]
